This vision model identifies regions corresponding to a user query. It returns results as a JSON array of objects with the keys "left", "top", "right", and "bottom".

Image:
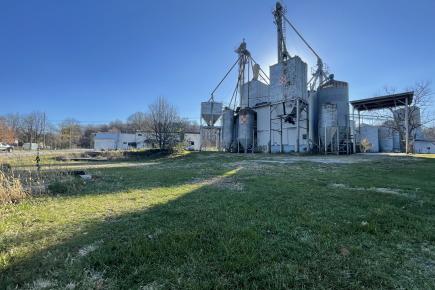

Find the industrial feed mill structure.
[{"left": 200, "top": 2, "right": 351, "bottom": 154}]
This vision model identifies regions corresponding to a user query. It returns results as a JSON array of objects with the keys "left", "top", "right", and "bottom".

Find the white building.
[
  {"left": 414, "top": 139, "right": 435, "bottom": 154},
  {"left": 94, "top": 132, "right": 154, "bottom": 151},
  {"left": 184, "top": 133, "right": 201, "bottom": 151}
]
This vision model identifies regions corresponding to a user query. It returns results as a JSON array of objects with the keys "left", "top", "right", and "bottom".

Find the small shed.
[{"left": 184, "top": 133, "right": 201, "bottom": 151}]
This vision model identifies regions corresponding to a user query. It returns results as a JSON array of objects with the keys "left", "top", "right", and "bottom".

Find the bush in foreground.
[{"left": 0, "top": 170, "right": 27, "bottom": 204}]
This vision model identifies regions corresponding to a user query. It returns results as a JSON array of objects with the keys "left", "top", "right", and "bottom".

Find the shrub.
[
  {"left": 123, "top": 149, "right": 173, "bottom": 159},
  {"left": 360, "top": 138, "right": 373, "bottom": 153},
  {"left": 0, "top": 170, "right": 27, "bottom": 204}
]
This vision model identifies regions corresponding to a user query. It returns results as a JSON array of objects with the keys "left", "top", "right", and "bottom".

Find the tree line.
[{"left": 0, "top": 97, "right": 199, "bottom": 149}]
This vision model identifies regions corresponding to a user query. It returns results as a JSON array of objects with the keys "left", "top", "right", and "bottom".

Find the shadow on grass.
[{"left": 1, "top": 167, "right": 257, "bottom": 289}]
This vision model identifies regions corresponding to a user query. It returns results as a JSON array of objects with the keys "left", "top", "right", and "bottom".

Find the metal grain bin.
[
  {"left": 318, "top": 103, "right": 338, "bottom": 148},
  {"left": 379, "top": 127, "right": 394, "bottom": 152},
  {"left": 359, "top": 125, "right": 379, "bottom": 153},
  {"left": 222, "top": 108, "right": 235, "bottom": 151},
  {"left": 237, "top": 108, "right": 256, "bottom": 153},
  {"left": 393, "top": 131, "right": 401, "bottom": 152},
  {"left": 308, "top": 91, "right": 319, "bottom": 148},
  {"left": 317, "top": 78, "right": 349, "bottom": 151},
  {"left": 317, "top": 79, "right": 349, "bottom": 128}
]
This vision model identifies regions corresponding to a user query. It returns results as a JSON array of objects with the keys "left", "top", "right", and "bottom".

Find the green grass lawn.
[{"left": 1, "top": 152, "right": 434, "bottom": 289}]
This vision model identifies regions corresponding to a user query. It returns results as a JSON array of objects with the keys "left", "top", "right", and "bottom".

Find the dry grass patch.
[{"left": 0, "top": 171, "right": 28, "bottom": 204}]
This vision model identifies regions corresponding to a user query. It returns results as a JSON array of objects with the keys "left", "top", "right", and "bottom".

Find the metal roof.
[
  {"left": 350, "top": 92, "right": 414, "bottom": 111},
  {"left": 95, "top": 132, "right": 119, "bottom": 139}
]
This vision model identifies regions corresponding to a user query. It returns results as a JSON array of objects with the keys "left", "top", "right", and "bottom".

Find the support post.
[
  {"left": 405, "top": 97, "right": 409, "bottom": 154},
  {"left": 269, "top": 105, "right": 272, "bottom": 153},
  {"left": 349, "top": 107, "right": 356, "bottom": 154},
  {"left": 357, "top": 110, "right": 361, "bottom": 153}
]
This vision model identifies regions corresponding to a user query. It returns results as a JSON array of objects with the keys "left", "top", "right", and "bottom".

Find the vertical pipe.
[
  {"left": 252, "top": 129, "right": 255, "bottom": 154},
  {"left": 200, "top": 118, "right": 202, "bottom": 152},
  {"left": 247, "top": 61, "right": 250, "bottom": 108},
  {"left": 296, "top": 99, "right": 300, "bottom": 153},
  {"left": 280, "top": 116, "right": 283, "bottom": 153},
  {"left": 324, "top": 126, "right": 327, "bottom": 155},
  {"left": 245, "top": 124, "right": 247, "bottom": 154}
]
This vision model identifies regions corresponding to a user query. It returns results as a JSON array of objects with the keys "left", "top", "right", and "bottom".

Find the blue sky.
[{"left": 1, "top": 0, "right": 434, "bottom": 124}]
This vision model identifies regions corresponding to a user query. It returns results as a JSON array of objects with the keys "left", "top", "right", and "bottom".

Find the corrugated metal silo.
[
  {"left": 317, "top": 79, "right": 349, "bottom": 127},
  {"left": 308, "top": 91, "right": 319, "bottom": 148},
  {"left": 317, "top": 78, "right": 349, "bottom": 152},
  {"left": 359, "top": 125, "right": 379, "bottom": 153},
  {"left": 379, "top": 127, "right": 394, "bottom": 152},
  {"left": 222, "top": 108, "right": 235, "bottom": 151},
  {"left": 319, "top": 103, "right": 338, "bottom": 149},
  {"left": 237, "top": 108, "right": 256, "bottom": 153},
  {"left": 393, "top": 131, "right": 401, "bottom": 152}
]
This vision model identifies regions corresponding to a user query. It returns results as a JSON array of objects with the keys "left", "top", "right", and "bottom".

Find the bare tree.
[
  {"left": 20, "top": 112, "right": 47, "bottom": 144},
  {"left": 181, "top": 119, "right": 200, "bottom": 133},
  {"left": 59, "top": 119, "right": 82, "bottom": 149},
  {"left": 423, "top": 126, "right": 435, "bottom": 140},
  {"left": 127, "top": 112, "right": 150, "bottom": 132},
  {"left": 0, "top": 118, "right": 15, "bottom": 144},
  {"left": 3, "top": 113, "right": 21, "bottom": 140},
  {"left": 148, "top": 97, "right": 182, "bottom": 149}
]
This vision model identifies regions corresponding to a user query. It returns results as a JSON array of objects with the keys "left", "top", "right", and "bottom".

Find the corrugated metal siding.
[{"left": 255, "top": 106, "right": 270, "bottom": 152}]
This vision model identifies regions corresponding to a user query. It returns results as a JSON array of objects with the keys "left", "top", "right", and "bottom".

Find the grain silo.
[
  {"left": 237, "top": 108, "right": 256, "bottom": 153},
  {"left": 379, "top": 127, "right": 394, "bottom": 152},
  {"left": 317, "top": 77, "right": 350, "bottom": 153},
  {"left": 222, "top": 108, "right": 235, "bottom": 151},
  {"left": 359, "top": 125, "right": 379, "bottom": 153}
]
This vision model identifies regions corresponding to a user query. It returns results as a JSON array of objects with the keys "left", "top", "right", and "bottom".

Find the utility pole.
[{"left": 69, "top": 126, "right": 72, "bottom": 149}]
